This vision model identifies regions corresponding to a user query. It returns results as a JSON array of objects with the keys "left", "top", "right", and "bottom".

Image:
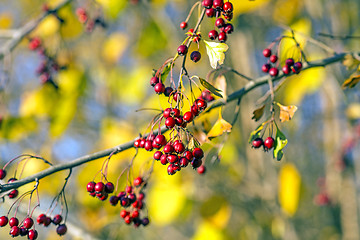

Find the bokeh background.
[{"left": 0, "top": 0, "right": 360, "bottom": 239}]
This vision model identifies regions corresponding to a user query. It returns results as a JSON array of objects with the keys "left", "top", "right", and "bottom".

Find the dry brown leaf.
[
  {"left": 342, "top": 72, "right": 360, "bottom": 89},
  {"left": 252, "top": 105, "right": 266, "bottom": 121},
  {"left": 277, "top": 103, "right": 298, "bottom": 122}
]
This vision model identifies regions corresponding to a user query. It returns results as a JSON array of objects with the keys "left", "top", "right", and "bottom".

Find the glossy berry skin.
[
  {"left": 56, "top": 224, "right": 67, "bottom": 236},
  {"left": 215, "top": 18, "right": 225, "bottom": 28},
  {"left": 144, "top": 140, "right": 153, "bottom": 151},
  {"left": 206, "top": 8, "right": 215, "bottom": 17},
  {"left": 269, "top": 67, "right": 279, "bottom": 77},
  {"left": 191, "top": 105, "right": 200, "bottom": 116},
  {"left": 134, "top": 177, "right": 143, "bottom": 187},
  {"left": 269, "top": 55, "right": 278, "bottom": 63},
  {"left": 163, "top": 144, "right": 174, "bottom": 153},
  {"left": 183, "top": 111, "right": 194, "bottom": 123},
  {"left": 105, "top": 182, "right": 115, "bottom": 193},
  {"left": 262, "top": 64, "right": 271, "bottom": 73},
  {"left": 27, "top": 229, "right": 38, "bottom": 240},
  {"left": 285, "top": 58, "right": 294, "bottom": 66},
  {"left": 202, "top": 0, "right": 213, "bottom": 8},
  {"left": 124, "top": 215, "right": 132, "bottom": 224},
  {"left": 154, "top": 83, "right": 165, "bottom": 94},
  {"left": 208, "top": 30, "right": 218, "bottom": 40},
  {"left": 8, "top": 189, "right": 18, "bottom": 199},
  {"left": 125, "top": 186, "right": 133, "bottom": 194},
  {"left": 213, "top": 0, "right": 224, "bottom": 9},
  {"left": 87, "top": 181, "right": 96, "bottom": 193},
  {"left": 171, "top": 108, "right": 180, "bottom": 117},
  {"left": 160, "top": 154, "right": 168, "bottom": 165},
  {"left": 23, "top": 217, "right": 34, "bottom": 229},
  {"left": 190, "top": 51, "right": 201, "bottom": 63},
  {"left": 167, "top": 154, "right": 178, "bottom": 164},
  {"left": 10, "top": 226, "right": 20, "bottom": 237},
  {"left": 95, "top": 182, "right": 105, "bottom": 193},
  {"left": 44, "top": 217, "right": 52, "bottom": 227},
  {"left": 180, "top": 21, "right": 187, "bottom": 29},
  {"left": 9, "top": 217, "right": 19, "bottom": 227},
  {"left": 120, "top": 210, "right": 129, "bottom": 218},
  {"left": 19, "top": 227, "right": 28, "bottom": 236},
  {"left": 263, "top": 48, "right": 272, "bottom": 58},
  {"left": 165, "top": 117, "right": 176, "bottom": 129},
  {"left": 196, "top": 99, "right": 207, "bottom": 110},
  {"left": 191, "top": 158, "right": 203, "bottom": 168},
  {"left": 252, "top": 138, "right": 263, "bottom": 148},
  {"left": 164, "top": 87, "right": 173, "bottom": 97},
  {"left": 293, "top": 62, "right": 303, "bottom": 72},
  {"left": 132, "top": 210, "right": 140, "bottom": 219},
  {"left": 150, "top": 77, "right": 159, "bottom": 86},
  {"left": 134, "top": 138, "right": 141, "bottom": 148},
  {"left": 282, "top": 65, "right": 291, "bottom": 75},
  {"left": 177, "top": 45, "right": 188, "bottom": 56},
  {"left": 224, "top": 24, "right": 234, "bottom": 34},
  {"left": 109, "top": 196, "right": 119, "bottom": 206},
  {"left": 52, "top": 214, "right": 63, "bottom": 225},
  {"left": 218, "top": 32, "right": 227, "bottom": 42},
  {"left": 223, "top": 2, "right": 233, "bottom": 12},
  {"left": 183, "top": 151, "right": 193, "bottom": 161},
  {"left": 0, "top": 216, "right": 8, "bottom": 227},
  {"left": 193, "top": 148, "right": 204, "bottom": 159},
  {"left": 179, "top": 157, "right": 189, "bottom": 167},
  {"left": 153, "top": 151, "right": 163, "bottom": 160},
  {"left": 174, "top": 142, "right": 185, "bottom": 153},
  {"left": 264, "top": 137, "right": 275, "bottom": 150},
  {"left": 155, "top": 135, "right": 166, "bottom": 146},
  {"left": 152, "top": 140, "right": 162, "bottom": 149},
  {"left": 0, "top": 169, "right": 6, "bottom": 180},
  {"left": 36, "top": 214, "right": 46, "bottom": 224},
  {"left": 197, "top": 165, "right": 206, "bottom": 174}
]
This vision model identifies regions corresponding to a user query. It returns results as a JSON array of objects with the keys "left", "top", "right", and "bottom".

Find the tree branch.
[{"left": 0, "top": 51, "right": 353, "bottom": 193}]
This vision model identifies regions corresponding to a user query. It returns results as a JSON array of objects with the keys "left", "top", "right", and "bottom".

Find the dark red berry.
[
  {"left": 0, "top": 169, "right": 6, "bottom": 180},
  {"left": 144, "top": 140, "right": 154, "bottom": 151},
  {"left": 155, "top": 135, "right": 166, "bottom": 146},
  {"left": 191, "top": 105, "right": 200, "bottom": 116},
  {"left": 160, "top": 154, "right": 168, "bottom": 165},
  {"left": 27, "top": 229, "right": 38, "bottom": 240},
  {"left": 99, "top": 192, "right": 108, "bottom": 201},
  {"left": 224, "top": 24, "right": 234, "bottom": 34},
  {"left": 196, "top": 99, "right": 207, "bottom": 110},
  {"left": 215, "top": 18, "right": 225, "bottom": 28},
  {"left": 154, "top": 83, "right": 165, "bottom": 94},
  {"left": 175, "top": 117, "right": 184, "bottom": 126},
  {"left": 105, "top": 182, "right": 115, "bottom": 193},
  {"left": 43, "top": 217, "right": 52, "bottom": 227},
  {"left": 8, "top": 189, "right": 18, "bottom": 199},
  {"left": 282, "top": 65, "right": 291, "bottom": 75},
  {"left": 213, "top": 0, "right": 224, "bottom": 9},
  {"left": 163, "top": 144, "right": 174, "bottom": 153},
  {"left": 193, "top": 148, "right": 204, "bottom": 159},
  {"left": 52, "top": 214, "right": 62, "bottom": 225},
  {"left": 167, "top": 164, "right": 176, "bottom": 175},
  {"left": 139, "top": 139, "right": 146, "bottom": 148},
  {"left": 223, "top": 2, "right": 233, "bottom": 12},
  {"left": 171, "top": 108, "right": 181, "bottom": 117},
  {"left": 36, "top": 214, "right": 46, "bottom": 225},
  {"left": 262, "top": 64, "right": 271, "bottom": 73},
  {"left": 95, "top": 182, "right": 105, "bottom": 193},
  {"left": 197, "top": 165, "right": 206, "bottom": 174},
  {"left": 269, "top": 55, "right": 278, "bottom": 63},
  {"left": 202, "top": 0, "right": 213, "bottom": 8},
  {"left": 177, "top": 45, "right": 188, "bottom": 56},
  {"left": 206, "top": 8, "right": 215, "bottom": 17},
  {"left": 285, "top": 58, "right": 294, "bottom": 66},
  {"left": 218, "top": 32, "right": 227, "bottom": 42},
  {"left": 86, "top": 181, "right": 96, "bottom": 193},
  {"left": 154, "top": 151, "right": 163, "bottom": 160},
  {"left": 263, "top": 48, "right": 271, "bottom": 58},
  {"left": 109, "top": 196, "right": 119, "bottom": 206},
  {"left": 208, "top": 30, "right": 218, "bottom": 40},
  {"left": 10, "top": 226, "right": 20, "bottom": 237},
  {"left": 23, "top": 217, "right": 34, "bottom": 229},
  {"left": 294, "top": 61, "right": 302, "bottom": 72},
  {"left": 163, "top": 108, "right": 171, "bottom": 118},
  {"left": 138, "top": 192, "right": 145, "bottom": 201},
  {"left": 142, "top": 217, "right": 150, "bottom": 226},
  {"left": 153, "top": 139, "right": 161, "bottom": 149},
  {"left": 56, "top": 224, "right": 67, "bottom": 236},
  {"left": 150, "top": 77, "right": 159, "bottom": 87},
  {"left": 183, "top": 111, "right": 194, "bottom": 122},
  {"left": 252, "top": 138, "right": 263, "bottom": 148},
  {"left": 132, "top": 210, "right": 140, "bottom": 218},
  {"left": 0, "top": 216, "right": 8, "bottom": 227},
  {"left": 180, "top": 21, "right": 187, "bottom": 29},
  {"left": 191, "top": 158, "right": 203, "bottom": 168},
  {"left": 183, "top": 151, "right": 193, "bottom": 161},
  {"left": 190, "top": 51, "right": 201, "bottom": 63},
  {"left": 9, "top": 217, "right": 19, "bottom": 227},
  {"left": 167, "top": 154, "right": 178, "bottom": 164},
  {"left": 164, "top": 87, "right": 173, "bottom": 97},
  {"left": 174, "top": 142, "right": 185, "bottom": 153},
  {"left": 179, "top": 157, "right": 189, "bottom": 167},
  {"left": 134, "top": 177, "right": 143, "bottom": 187},
  {"left": 269, "top": 67, "right": 279, "bottom": 77},
  {"left": 264, "top": 137, "right": 275, "bottom": 150},
  {"left": 165, "top": 117, "right": 176, "bottom": 129},
  {"left": 125, "top": 186, "right": 133, "bottom": 194},
  {"left": 19, "top": 227, "right": 28, "bottom": 236}
]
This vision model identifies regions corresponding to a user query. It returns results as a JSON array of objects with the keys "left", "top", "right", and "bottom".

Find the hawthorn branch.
[
  {"left": 0, "top": 0, "right": 73, "bottom": 60},
  {"left": 0, "top": 51, "right": 354, "bottom": 193}
]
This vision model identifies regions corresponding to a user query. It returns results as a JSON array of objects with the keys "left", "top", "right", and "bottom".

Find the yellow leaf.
[
  {"left": 232, "top": 0, "right": 270, "bottom": 16},
  {"left": 279, "top": 163, "right": 301, "bottom": 216},
  {"left": 203, "top": 40, "right": 229, "bottom": 69},
  {"left": 273, "top": 0, "right": 303, "bottom": 25},
  {"left": 96, "top": 0, "right": 127, "bottom": 19},
  {"left": 32, "top": 15, "right": 60, "bottom": 37},
  {"left": 102, "top": 33, "right": 128, "bottom": 63},
  {"left": 277, "top": 103, "right": 298, "bottom": 122},
  {"left": 342, "top": 54, "right": 360, "bottom": 70},
  {"left": 58, "top": 6, "right": 83, "bottom": 39},
  {"left": 342, "top": 72, "right": 360, "bottom": 89},
  {"left": 207, "top": 109, "right": 232, "bottom": 139},
  {"left": 192, "top": 221, "right": 225, "bottom": 240},
  {"left": 0, "top": 13, "right": 13, "bottom": 29}
]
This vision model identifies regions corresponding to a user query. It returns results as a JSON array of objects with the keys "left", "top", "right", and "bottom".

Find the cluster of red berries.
[
  {"left": 86, "top": 181, "right": 115, "bottom": 201},
  {"left": 76, "top": 7, "right": 106, "bottom": 32},
  {"left": 203, "top": 0, "right": 234, "bottom": 43},
  {"left": 252, "top": 136, "right": 275, "bottom": 151},
  {"left": 261, "top": 48, "right": 303, "bottom": 77},
  {"left": 0, "top": 216, "right": 38, "bottom": 239},
  {"left": 0, "top": 170, "right": 19, "bottom": 199},
  {"left": 36, "top": 213, "right": 67, "bottom": 236}
]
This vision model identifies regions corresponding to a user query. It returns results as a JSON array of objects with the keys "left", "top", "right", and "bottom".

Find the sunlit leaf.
[
  {"left": 203, "top": 40, "right": 229, "bottom": 69},
  {"left": 252, "top": 105, "right": 266, "bottom": 121},
  {"left": 248, "top": 122, "right": 266, "bottom": 143},
  {"left": 199, "top": 78, "right": 223, "bottom": 98},
  {"left": 0, "top": 116, "right": 38, "bottom": 141},
  {"left": 342, "top": 54, "right": 360, "bottom": 70},
  {"left": 207, "top": 109, "right": 232, "bottom": 139},
  {"left": 102, "top": 33, "right": 128, "bottom": 63},
  {"left": 96, "top": 0, "right": 127, "bottom": 19},
  {"left": 214, "top": 75, "right": 227, "bottom": 101},
  {"left": 160, "top": 63, "right": 172, "bottom": 83},
  {"left": 342, "top": 72, "right": 360, "bottom": 89},
  {"left": 192, "top": 221, "right": 225, "bottom": 240},
  {"left": 279, "top": 163, "right": 301, "bottom": 216},
  {"left": 277, "top": 102, "right": 298, "bottom": 122},
  {"left": 273, "top": 0, "right": 303, "bottom": 25},
  {"left": 58, "top": 6, "right": 83, "bottom": 38},
  {"left": 346, "top": 103, "right": 360, "bottom": 120},
  {"left": 32, "top": 15, "right": 60, "bottom": 37},
  {"left": 200, "top": 196, "right": 231, "bottom": 229},
  {"left": 273, "top": 126, "right": 288, "bottom": 161}
]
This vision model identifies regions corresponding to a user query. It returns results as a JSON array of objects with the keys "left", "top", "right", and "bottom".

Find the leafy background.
[{"left": 0, "top": 0, "right": 360, "bottom": 239}]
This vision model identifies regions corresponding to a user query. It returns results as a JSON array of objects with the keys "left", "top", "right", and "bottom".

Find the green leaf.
[
  {"left": 199, "top": 78, "right": 223, "bottom": 98},
  {"left": 203, "top": 40, "right": 229, "bottom": 69},
  {"left": 160, "top": 63, "right": 172, "bottom": 83},
  {"left": 188, "top": 137, "right": 200, "bottom": 150},
  {"left": 273, "top": 126, "right": 288, "bottom": 161},
  {"left": 248, "top": 122, "right": 266, "bottom": 143}
]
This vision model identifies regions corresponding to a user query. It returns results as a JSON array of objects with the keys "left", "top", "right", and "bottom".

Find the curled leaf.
[
  {"left": 160, "top": 63, "right": 172, "bottom": 83},
  {"left": 342, "top": 72, "right": 360, "bottom": 89},
  {"left": 203, "top": 40, "right": 229, "bottom": 69},
  {"left": 199, "top": 78, "right": 223, "bottom": 98},
  {"left": 273, "top": 126, "right": 288, "bottom": 161},
  {"left": 252, "top": 105, "right": 266, "bottom": 121},
  {"left": 248, "top": 122, "right": 266, "bottom": 143},
  {"left": 207, "top": 109, "right": 232, "bottom": 139},
  {"left": 277, "top": 102, "right": 298, "bottom": 122}
]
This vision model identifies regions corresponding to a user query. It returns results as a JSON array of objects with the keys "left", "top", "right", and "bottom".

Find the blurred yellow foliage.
[
  {"left": 33, "top": 15, "right": 60, "bottom": 37},
  {"left": 233, "top": 0, "right": 270, "bottom": 16},
  {"left": 278, "top": 163, "right": 301, "bottom": 216},
  {"left": 346, "top": 103, "right": 360, "bottom": 120},
  {"left": 273, "top": 0, "right": 303, "bottom": 24},
  {"left": 59, "top": 6, "right": 83, "bottom": 38},
  {"left": 102, "top": 33, "right": 129, "bottom": 63},
  {"left": 207, "top": 109, "right": 232, "bottom": 139},
  {"left": 96, "top": 0, "right": 126, "bottom": 19},
  {"left": 192, "top": 221, "right": 225, "bottom": 240},
  {"left": 0, "top": 13, "right": 13, "bottom": 29}
]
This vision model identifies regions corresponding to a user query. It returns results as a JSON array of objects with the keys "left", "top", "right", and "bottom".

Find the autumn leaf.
[
  {"left": 279, "top": 163, "right": 301, "bottom": 216},
  {"left": 252, "top": 105, "right": 266, "bottom": 121},
  {"left": 214, "top": 75, "right": 227, "bottom": 101},
  {"left": 207, "top": 109, "right": 232, "bottom": 139},
  {"left": 160, "top": 63, "right": 172, "bottom": 83},
  {"left": 277, "top": 102, "right": 298, "bottom": 122},
  {"left": 203, "top": 40, "right": 229, "bottom": 69},
  {"left": 342, "top": 54, "right": 360, "bottom": 70},
  {"left": 342, "top": 72, "right": 360, "bottom": 89},
  {"left": 199, "top": 78, "right": 223, "bottom": 98},
  {"left": 273, "top": 126, "right": 288, "bottom": 161},
  {"left": 248, "top": 122, "right": 266, "bottom": 143}
]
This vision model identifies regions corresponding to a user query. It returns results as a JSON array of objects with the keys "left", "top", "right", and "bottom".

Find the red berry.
[
  {"left": 269, "top": 67, "right": 279, "bottom": 77},
  {"left": 36, "top": 214, "right": 46, "bottom": 225},
  {"left": 183, "top": 151, "right": 193, "bottom": 161},
  {"left": 155, "top": 135, "right": 167, "bottom": 146},
  {"left": 224, "top": 12, "right": 233, "bottom": 21},
  {"left": 269, "top": 55, "right": 278, "bottom": 63},
  {"left": 224, "top": 24, "right": 234, "bottom": 34},
  {"left": 95, "top": 182, "right": 105, "bottom": 193},
  {"left": 105, "top": 182, "right": 115, "bottom": 193},
  {"left": 132, "top": 210, "right": 140, "bottom": 218},
  {"left": 167, "top": 154, "right": 178, "bottom": 164},
  {"left": 191, "top": 158, "right": 203, "bottom": 168},
  {"left": 206, "top": 8, "right": 215, "bottom": 17},
  {"left": 0, "top": 216, "right": 8, "bottom": 227},
  {"left": 153, "top": 151, "right": 163, "bottom": 160},
  {"left": 163, "top": 108, "right": 171, "bottom": 118},
  {"left": 262, "top": 63, "right": 271, "bottom": 73},
  {"left": 285, "top": 58, "right": 294, "bottom": 66},
  {"left": 138, "top": 192, "right": 145, "bottom": 201},
  {"left": 0, "top": 169, "right": 6, "bottom": 180},
  {"left": 10, "top": 226, "right": 20, "bottom": 237},
  {"left": 208, "top": 30, "right": 218, "bottom": 40},
  {"left": 174, "top": 142, "right": 185, "bottom": 153},
  {"left": 150, "top": 76, "right": 159, "bottom": 86},
  {"left": 142, "top": 217, "right": 150, "bottom": 226},
  {"left": 223, "top": 2, "right": 233, "bottom": 12},
  {"left": 183, "top": 111, "right": 194, "bottom": 123},
  {"left": 154, "top": 83, "right": 165, "bottom": 94},
  {"left": 139, "top": 139, "right": 146, "bottom": 148},
  {"left": 86, "top": 181, "right": 96, "bottom": 193},
  {"left": 27, "top": 229, "right": 38, "bottom": 240},
  {"left": 190, "top": 51, "right": 201, "bottom": 63},
  {"left": 165, "top": 117, "right": 176, "bottom": 129},
  {"left": 202, "top": 0, "right": 213, "bottom": 8},
  {"left": 124, "top": 215, "right": 132, "bottom": 224},
  {"left": 171, "top": 108, "right": 181, "bottom": 117},
  {"left": 213, "top": 0, "right": 224, "bottom": 9},
  {"left": 179, "top": 157, "right": 189, "bottom": 167},
  {"left": 52, "top": 214, "right": 62, "bottom": 225},
  {"left": 215, "top": 18, "right": 225, "bottom": 28},
  {"left": 43, "top": 217, "right": 52, "bottom": 227},
  {"left": 134, "top": 138, "right": 141, "bottom": 148},
  {"left": 197, "top": 165, "right": 206, "bottom": 174},
  {"left": 180, "top": 21, "right": 187, "bottom": 29},
  {"left": 282, "top": 65, "right": 291, "bottom": 75},
  {"left": 125, "top": 186, "right": 133, "bottom": 194},
  {"left": 263, "top": 48, "right": 271, "bottom": 58},
  {"left": 23, "top": 217, "right": 34, "bottom": 229},
  {"left": 9, "top": 217, "right": 19, "bottom": 227},
  {"left": 167, "top": 164, "right": 176, "bottom": 175},
  {"left": 56, "top": 224, "right": 67, "bottom": 236},
  {"left": 252, "top": 138, "right": 263, "bottom": 148},
  {"left": 160, "top": 154, "right": 168, "bottom": 165},
  {"left": 8, "top": 189, "right": 18, "bottom": 199},
  {"left": 163, "top": 144, "right": 174, "bottom": 153},
  {"left": 177, "top": 45, "right": 188, "bottom": 56},
  {"left": 144, "top": 140, "right": 154, "bottom": 151},
  {"left": 193, "top": 148, "right": 204, "bottom": 159},
  {"left": 196, "top": 99, "right": 207, "bottom": 110},
  {"left": 164, "top": 87, "right": 173, "bottom": 97},
  {"left": 294, "top": 61, "right": 303, "bottom": 72},
  {"left": 175, "top": 117, "right": 184, "bottom": 126},
  {"left": 28, "top": 37, "right": 41, "bottom": 51},
  {"left": 99, "top": 192, "right": 108, "bottom": 201},
  {"left": 264, "top": 137, "right": 275, "bottom": 150},
  {"left": 191, "top": 105, "right": 200, "bottom": 116},
  {"left": 134, "top": 177, "right": 143, "bottom": 187},
  {"left": 120, "top": 210, "right": 129, "bottom": 218}
]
